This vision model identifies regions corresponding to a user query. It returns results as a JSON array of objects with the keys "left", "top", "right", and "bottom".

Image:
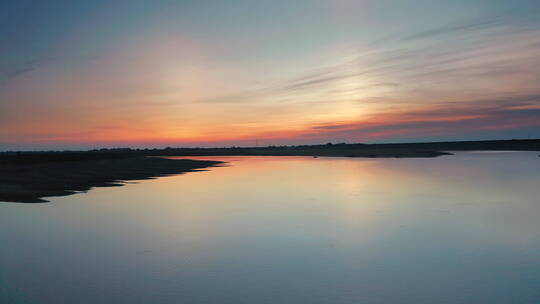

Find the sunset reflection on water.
[{"left": 1, "top": 152, "right": 540, "bottom": 304}]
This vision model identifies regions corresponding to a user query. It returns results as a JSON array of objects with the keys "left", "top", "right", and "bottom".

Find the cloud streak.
[{"left": 1, "top": 2, "right": 540, "bottom": 149}]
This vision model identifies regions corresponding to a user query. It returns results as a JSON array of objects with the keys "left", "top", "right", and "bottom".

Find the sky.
[{"left": 1, "top": 0, "right": 540, "bottom": 150}]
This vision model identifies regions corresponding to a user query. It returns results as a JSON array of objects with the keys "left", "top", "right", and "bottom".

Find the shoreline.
[
  {"left": 0, "top": 156, "right": 222, "bottom": 203},
  {"left": 1, "top": 139, "right": 539, "bottom": 203}
]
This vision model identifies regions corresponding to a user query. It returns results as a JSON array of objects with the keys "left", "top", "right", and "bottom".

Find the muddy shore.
[{"left": 0, "top": 156, "right": 222, "bottom": 203}]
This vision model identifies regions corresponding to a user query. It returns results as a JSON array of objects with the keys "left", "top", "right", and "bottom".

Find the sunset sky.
[{"left": 1, "top": 0, "right": 540, "bottom": 150}]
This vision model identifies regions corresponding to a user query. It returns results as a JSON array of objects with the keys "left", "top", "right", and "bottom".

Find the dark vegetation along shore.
[
  {"left": 125, "top": 139, "right": 540, "bottom": 158},
  {"left": 0, "top": 154, "right": 222, "bottom": 203},
  {"left": 1, "top": 139, "right": 539, "bottom": 203}
]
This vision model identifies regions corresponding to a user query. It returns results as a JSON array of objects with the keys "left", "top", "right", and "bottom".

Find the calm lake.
[{"left": 1, "top": 152, "right": 539, "bottom": 304}]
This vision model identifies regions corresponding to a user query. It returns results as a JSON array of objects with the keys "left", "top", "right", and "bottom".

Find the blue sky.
[{"left": 1, "top": 0, "right": 540, "bottom": 150}]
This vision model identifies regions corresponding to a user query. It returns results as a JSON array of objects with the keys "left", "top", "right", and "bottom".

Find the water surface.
[{"left": 1, "top": 152, "right": 539, "bottom": 303}]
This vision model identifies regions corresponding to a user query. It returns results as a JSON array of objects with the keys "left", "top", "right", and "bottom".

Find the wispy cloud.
[
  {"left": 191, "top": 17, "right": 540, "bottom": 143},
  {"left": 302, "top": 94, "right": 540, "bottom": 142},
  {"left": 1, "top": 4, "right": 540, "bottom": 148}
]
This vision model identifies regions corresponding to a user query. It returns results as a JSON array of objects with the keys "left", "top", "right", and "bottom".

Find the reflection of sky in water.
[{"left": 1, "top": 152, "right": 540, "bottom": 303}]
